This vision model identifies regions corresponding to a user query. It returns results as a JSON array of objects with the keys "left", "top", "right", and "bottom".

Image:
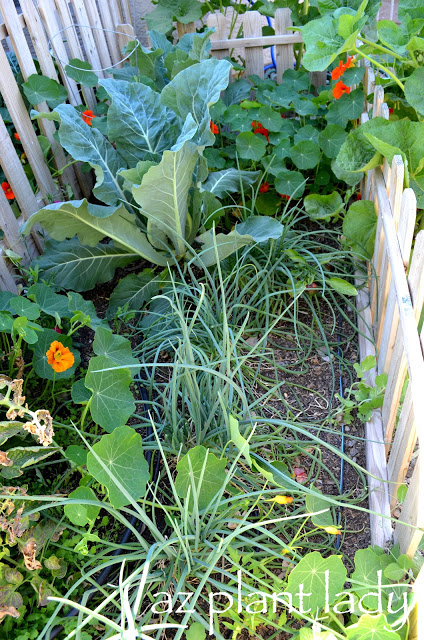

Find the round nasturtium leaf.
[
  {"left": 294, "top": 125, "right": 320, "bottom": 145},
  {"left": 236, "top": 131, "right": 267, "bottom": 161},
  {"left": 290, "top": 140, "right": 321, "bottom": 170},
  {"left": 285, "top": 551, "right": 347, "bottom": 615},
  {"left": 175, "top": 445, "right": 227, "bottom": 511},
  {"left": 87, "top": 426, "right": 149, "bottom": 509},
  {"left": 304, "top": 192, "right": 344, "bottom": 220},
  {"left": 257, "top": 106, "right": 283, "bottom": 132},
  {"left": 318, "top": 124, "right": 348, "bottom": 158},
  {"left": 64, "top": 486, "right": 100, "bottom": 527},
  {"left": 274, "top": 170, "right": 306, "bottom": 199}
]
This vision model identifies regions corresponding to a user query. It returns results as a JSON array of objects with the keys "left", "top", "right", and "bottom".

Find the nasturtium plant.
[
  {"left": 175, "top": 446, "right": 227, "bottom": 510},
  {"left": 285, "top": 552, "right": 347, "bottom": 614},
  {"left": 343, "top": 200, "right": 377, "bottom": 258},
  {"left": 64, "top": 486, "right": 101, "bottom": 527},
  {"left": 304, "top": 192, "right": 344, "bottom": 220},
  {"left": 87, "top": 426, "right": 150, "bottom": 509}
]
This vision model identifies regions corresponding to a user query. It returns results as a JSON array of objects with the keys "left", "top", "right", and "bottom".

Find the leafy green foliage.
[
  {"left": 22, "top": 75, "right": 67, "bottom": 108},
  {"left": 175, "top": 446, "right": 227, "bottom": 510},
  {"left": 85, "top": 355, "right": 135, "bottom": 433},
  {"left": 343, "top": 200, "right": 377, "bottom": 258},
  {"left": 64, "top": 487, "right": 101, "bottom": 526},
  {"left": 285, "top": 552, "right": 347, "bottom": 614},
  {"left": 304, "top": 192, "right": 343, "bottom": 220},
  {"left": 64, "top": 59, "right": 99, "bottom": 87},
  {"left": 87, "top": 426, "right": 149, "bottom": 508}
]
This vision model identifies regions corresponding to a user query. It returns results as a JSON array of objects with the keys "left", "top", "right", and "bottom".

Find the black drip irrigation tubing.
[{"left": 48, "top": 379, "right": 159, "bottom": 640}]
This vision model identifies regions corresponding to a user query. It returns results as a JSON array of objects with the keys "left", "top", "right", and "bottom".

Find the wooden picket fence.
[
  {"left": 0, "top": 0, "right": 135, "bottom": 291},
  {"left": 357, "top": 65, "right": 424, "bottom": 638}
]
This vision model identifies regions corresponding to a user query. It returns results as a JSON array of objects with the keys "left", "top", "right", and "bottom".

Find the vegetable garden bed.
[{"left": 0, "top": 1, "right": 423, "bottom": 639}]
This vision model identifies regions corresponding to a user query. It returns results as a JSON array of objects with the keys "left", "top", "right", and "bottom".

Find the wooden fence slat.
[
  {"left": 71, "top": 0, "right": 105, "bottom": 77},
  {"left": 387, "top": 384, "right": 415, "bottom": 506},
  {"left": 120, "top": 0, "right": 132, "bottom": 24},
  {"left": 2, "top": 0, "right": 82, "bottom": 200},
  {"left": 19, "top": 0, "right": 59, "bottom": 81},
  {"left": 82, "top": 0, "right": 113, "bottom": 71},
  {"left": 108, "top": 0, "right": 124, "bottom": 32},
  {"left": 374, "top": 165, "right": 424, "bottom": 438},
  {"left": 0, "top": 44, "right": 59, "bottom": 200},
  {"left": 382, "top": 229, "right": 423, "bottom": 459},
  {"left": 0, "top": 115, "right": 41, "bottom": 222},
  {"left": 375, "top": 158, "right": 404, "bottom": 357},
  {"left": 274, "top": 8, "right": 293, "bottom": 83},
  {"left": 207, "top": 13, "right": 229, "bottom": 61},
  {"left": 37, "top": 0, "right": 81, "bottom": 105},
  {"left": 176, "top": 21, "right": 195, "bottom": 39},
  {"left": 378, "top": 190, "right": 416, "bottom": 376},
  {"left": 243, "top": 12, "right": 264, "bottom": 79},
  {"left": 393, "top": 457, "right": 423, "bottom": 556},
  {"left": 0, "top": 248, "right": 17, "bottom": 292},
  {"left": 51, "top": 0, "right": 96, "bottom": 109},
  {"left": 116, "top": 23, "right": 134, "bottom": 56},
  {"left": 355, "top": 270, "right": 392, "bottom": 546},
  {"left": 210, "top": 32, "right": 303, "bottom": 50},
  {"left": 0, "top": 193, "right": 30, "bottom": 263},
  {"left": 93, "top": 1, "right": 121, "bottom": 66}
]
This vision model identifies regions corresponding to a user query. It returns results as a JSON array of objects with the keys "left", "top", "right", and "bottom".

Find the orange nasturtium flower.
[
  {"left": 14, "top": 132, "right": 20, "bottom": 141},
  {"left": 259, "top": 181, "right": 269, "bottom": 193},
  {"left": 210, "top": 120, "right": 219, "bottom": 134},
  {"left": 266, "top": 495, "right": 294, "bottom": 505},
  {"left": 333, "top": 81, "right": 351, "bottom": 100},
  {"left": 251, "top": 120, "right": 269, "bottom": 142},
  {"left": 46, "top": 341, "right": 75, "bottom": 373},
  {"left": 82, "top": 109, "right": 95, "bottom": 126},
  {"left": 1, "top": 182, "right": 14, "bottom": 200},
  {"left": 331, "top": 60, "right": 345, "bottom": 81},
  {"left": 331, "top": 56, "right": 355, "bottom": 81}
]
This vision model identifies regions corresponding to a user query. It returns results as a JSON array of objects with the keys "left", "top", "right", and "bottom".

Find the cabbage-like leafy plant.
[{"left": 23, "top": 49, "right": 283, "bottom": 297}]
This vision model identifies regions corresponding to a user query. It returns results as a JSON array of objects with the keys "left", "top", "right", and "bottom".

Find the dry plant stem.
[{"left": 0, "top": 376, "right": 54, "bottom": 446}]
